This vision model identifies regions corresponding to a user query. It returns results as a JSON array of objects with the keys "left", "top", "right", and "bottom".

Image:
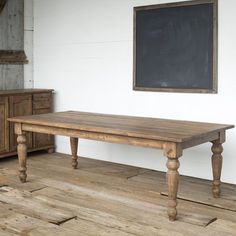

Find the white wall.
[
  {"left": 33, "top": 0, "right": 236, "bottom": 184},
  {"left": 24, "top": 0, "right": 34, "bottom": 88}
]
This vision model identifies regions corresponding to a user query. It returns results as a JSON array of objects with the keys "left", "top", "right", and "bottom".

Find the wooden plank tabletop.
[{"left": 8, "top": 111, "right": 234, "bottom": 143}]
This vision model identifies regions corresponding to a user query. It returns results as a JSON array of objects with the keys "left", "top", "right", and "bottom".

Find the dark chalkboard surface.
[{"left": 133, "top": 0, "right": 218, "bottom": 93}]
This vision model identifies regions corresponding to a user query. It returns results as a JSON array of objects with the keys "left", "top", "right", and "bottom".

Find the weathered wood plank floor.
[{"left": 0, "top": 152, "right": 236, "bottom": 235}]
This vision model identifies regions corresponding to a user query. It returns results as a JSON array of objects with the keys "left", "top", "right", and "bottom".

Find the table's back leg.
[
  {"left": 70, "top": 137, "right": 78, "bottom": 169},
  {"left": 164, "top": 142, "right": 182, "bottom": 221},
  {"left": 16, "top": 130, "right": 27, "bottom": 183},
  {"left": 211, "top": 139, "right": 224, "bottom": 198}
]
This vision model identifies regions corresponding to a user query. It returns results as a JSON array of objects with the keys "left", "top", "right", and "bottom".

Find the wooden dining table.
[{"left": 8, "top": 111, "right": 234, "bottom": 221}]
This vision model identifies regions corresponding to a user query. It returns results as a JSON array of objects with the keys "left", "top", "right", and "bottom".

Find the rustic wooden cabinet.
[{"left": 0, "top": 89, "right": 54, "bottom": 158}]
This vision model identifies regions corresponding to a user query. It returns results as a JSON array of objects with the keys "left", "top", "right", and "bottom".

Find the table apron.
[
  {"left": 182, "top": 132, "right": 221, "bottom": 149},
  {"left": 20, "top": 123, "right": 166, "bottom": 149}
]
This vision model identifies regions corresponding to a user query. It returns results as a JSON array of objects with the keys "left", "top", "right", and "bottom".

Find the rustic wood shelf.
[{"left": 0, "top": 50, "right": 28, "bottom": 64}]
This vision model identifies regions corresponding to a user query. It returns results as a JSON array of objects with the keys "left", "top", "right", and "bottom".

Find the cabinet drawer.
[{"left": 33, "top": 93, "right": 52, "bottom": 109}]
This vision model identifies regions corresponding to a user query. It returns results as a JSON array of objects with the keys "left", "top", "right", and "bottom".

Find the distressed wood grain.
[
  {"left": 0, "top": 154, "right": 236, "bottom": 235},
  {"left": 8, "top": 111, "right": 234, "bottom": 220},
  {"left": 0, "top": 0, "right": 25, "bottom": 89}
]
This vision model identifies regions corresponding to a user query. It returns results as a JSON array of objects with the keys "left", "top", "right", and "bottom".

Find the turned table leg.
[
  {"left": 17, "top": 133, "right": 27, "bottom": 183},
  {"left": 164, "top": 142, "right": 182, "bottom": 221},
  {"left": 166, "top": 158, "right": 180, "bottom": 221},
  {"left": 211, "top": 140, "right": 223, "bottom": 198},
  {"left": 70, "top": 137, "right": 78, "bottom": 169}
]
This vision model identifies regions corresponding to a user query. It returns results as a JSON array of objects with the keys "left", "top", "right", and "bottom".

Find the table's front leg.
[
  {"left": 166, "top": 157, "right": 180, "bottom": 221},
  {"left": 211, "top": 139, "right": 224, "bottom": 198},
  {"left": 15, "top": 124, "right": 28, "bottom": 183},
  {"left": 164, "top": 142, "right": 182, "bottom": 221},
  {"left": 70, "top": 137, "right": 78, "bottom": 169}
]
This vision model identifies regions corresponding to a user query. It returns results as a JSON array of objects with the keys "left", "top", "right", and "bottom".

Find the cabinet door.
[
  {"left": 9, "top": 95, "right": 33, "bottom": 151},
  {"left": 0, "top": 97, "right": 9, "bottom": 153},
  {"left": 33, "top": 108, "right": 54, "bottom": 148}
]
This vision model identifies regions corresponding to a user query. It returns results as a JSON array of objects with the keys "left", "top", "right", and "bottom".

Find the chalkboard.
[{"left": 133, "top": 0, "right": 218, "bottom": 93}]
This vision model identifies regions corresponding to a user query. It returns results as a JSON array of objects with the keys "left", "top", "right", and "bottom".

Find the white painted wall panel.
[{"left": 24, "top": 0, "right": 34, "bottom": 88}]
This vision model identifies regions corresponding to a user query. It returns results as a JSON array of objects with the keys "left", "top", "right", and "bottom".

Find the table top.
[{"left": 8, "top": 111, "right": 234, "bottom": 143}]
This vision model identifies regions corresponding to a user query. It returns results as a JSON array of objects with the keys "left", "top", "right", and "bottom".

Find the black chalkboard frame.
[{"left": 133, "top": 0, "right": 218, "bottom": 93}]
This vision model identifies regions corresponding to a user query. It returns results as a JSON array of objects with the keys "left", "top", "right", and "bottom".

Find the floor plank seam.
[
  {"left": 126, "top": 170, "right": 150, "bottom": 180},
  {"left": 161, "top": 192, "right": 236, "bottom": 213},
  {"left": 53, "top": 216, "right": 78, "bottom": 226},
  {"left": 0, "top": 185, "right": 9, "bottom": 190},
  {"left": 29, "top": 186, "right": 48, "bottom": 193},
  {"left": 0, "top": 200, "right": 9, "bottom": 205},
  {"left": 205, "top": 217, "right": 218, "bottom": 227}
]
